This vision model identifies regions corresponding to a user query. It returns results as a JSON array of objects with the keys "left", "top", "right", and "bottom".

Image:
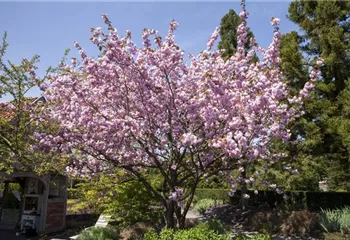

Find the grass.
[{"left": 318, "top": 207, "right": 350, "bottom": 234}]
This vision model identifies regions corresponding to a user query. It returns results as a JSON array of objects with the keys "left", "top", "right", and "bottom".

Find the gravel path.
[{"left": 186, "top": 209, "right": 201, "bottom": 219}]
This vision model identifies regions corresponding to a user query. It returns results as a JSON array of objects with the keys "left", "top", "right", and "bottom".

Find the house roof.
[{"left": 0, "top": 97, "right": 41, "bottom": 121}]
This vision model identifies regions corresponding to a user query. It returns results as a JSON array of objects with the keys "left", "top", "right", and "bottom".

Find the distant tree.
[
  {"left": 218, "top": 9, "right": 257, "bottom": 61},
  {"left": 0, "top": 32, "right": 63, "bottom": 174}
]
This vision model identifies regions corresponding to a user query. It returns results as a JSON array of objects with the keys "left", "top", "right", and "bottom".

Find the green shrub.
[
  {"left": 76, "top": 226, "right": 119, "bottom": 240},
  {"left": 159, "top": 228, "right": 175, "bottom": 240},
  {"left": 194, "top": 198, "right": 222, "bottom": 214},
  {"left": 197, "top": 219, "right": 228, "bottom": 235},
  {"left": 196, "top": 188, "right": 350, "bottom": 211},
  {"left": 195, "top": 189, "right": 231, "bottom": 203},
  {"left": 76, "top": 172, "right": 162, "bottom": 227},
  {"left": 68, "top": 188, "right": 82, "bottom": 199},
  {"left": 319, "top": 207, "right": 350, "bottom": 234},
  {"left": 144, "top": 221, "right": 230, "bottom": 240},
  {"left": 173, "top": 226, "right": 230, "bottom": 240},
  {"left": 143, "top": 229, "right": 159, "bottom": 240}
]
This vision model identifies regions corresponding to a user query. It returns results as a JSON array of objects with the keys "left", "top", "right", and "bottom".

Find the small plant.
[
  {"left": 197, "top": 219, "right": 228, "bottom": 235},
  {"left": 159, "top": 228, "right": 175, "bottom": 240},
  {"left": 76, "top": 226, "right": 119, "bottom": 240},
  {"left": 318, "top": 207, "right": 350, "bottom": 234},
  {"left": 143, "top": 229, "right": 159, "bottom": 240},
  {"left": 144, "top": 221, "right": 230, "bottom": 240},
  {"left": 173, "top": 227, "right": 230, "bottom": 240}
]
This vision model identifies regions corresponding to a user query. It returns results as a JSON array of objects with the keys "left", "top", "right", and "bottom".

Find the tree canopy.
[{"left": 35, "top": 1, "right": 322, "bottom": 228}]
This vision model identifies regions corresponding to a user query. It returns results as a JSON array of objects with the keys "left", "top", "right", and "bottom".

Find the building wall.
[
  {"left": 45, "top": 200, "right": 65, "bottom": 233},
  {"left": 45, "top": 174, "right": 67, "bottom": 234}
]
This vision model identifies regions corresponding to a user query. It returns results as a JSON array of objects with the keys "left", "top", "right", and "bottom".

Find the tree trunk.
[
  {"left": 165, "top": 201, "right": 175, "bottom": 229},
  {"left": 240, "top": 166, "right": 248, "bottom": 210},
  {"left": 240, "top": 182, "right": 248, "bottom": 210},
  {"left": 175, "top": 204, "right": 182, "bottom": 228}
]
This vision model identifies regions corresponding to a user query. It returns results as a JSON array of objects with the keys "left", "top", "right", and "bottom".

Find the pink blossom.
[
  {"left": 181, "top": 132, "right": 201, "bottom": 147},
  {"left": 270, "top": 17, "right": 280, "bottom": 26}
]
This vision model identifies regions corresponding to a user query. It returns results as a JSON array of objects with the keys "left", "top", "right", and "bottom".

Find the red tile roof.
[{"left": 0, "top": 97, "right": 38, "bottom": 121}]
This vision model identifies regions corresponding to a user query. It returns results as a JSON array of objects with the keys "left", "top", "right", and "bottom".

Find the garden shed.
[{"left": 0, "top": 171, "right": 67, "bottom": 235}]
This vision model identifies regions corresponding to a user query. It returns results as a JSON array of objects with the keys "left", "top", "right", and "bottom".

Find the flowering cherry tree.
[{"left": 36, "top": 0, "right": 322, "bottom": 228}]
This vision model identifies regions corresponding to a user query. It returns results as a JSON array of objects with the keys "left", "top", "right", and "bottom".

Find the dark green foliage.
[
  {"left": 0, "top": 182, "right": 22, "bottom": 208},
  {"left": 76, "top": 226, "right": 119, "bottom": 240},
  {"left": 194, "top": 188, "right": 350, "bottom": 211},
  {"left": 280, "top": 31, "right": 308, "bottom": 93},
  {"left": 272, "top": 0, "right": 350, "bottom": 191},
  {"left": 218, "top": 9, "right": 257, "bottom": 61}
]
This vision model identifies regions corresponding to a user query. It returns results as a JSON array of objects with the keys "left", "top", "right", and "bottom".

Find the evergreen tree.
[
  {"left": 277, "top": 0, "right": 350, "bottom": 191},
  {"left": 218, "top": 9, "right": 256, "bottom": 60}
]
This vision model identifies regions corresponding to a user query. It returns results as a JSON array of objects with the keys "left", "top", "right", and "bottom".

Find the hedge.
[{"left": 195, "top": 188, "right": 350, "bottom": 211}]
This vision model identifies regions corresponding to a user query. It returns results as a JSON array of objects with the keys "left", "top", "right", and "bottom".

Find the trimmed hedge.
[
  {"left": 195, "top": 188, "right": 350, "bottom": 211},
  {"left": 195, "top": 188, "right": 231, "bottom": 203}
]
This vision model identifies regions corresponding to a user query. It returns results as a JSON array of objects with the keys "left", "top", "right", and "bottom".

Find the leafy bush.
[
  {"left": 144, "top": 221, "right": 230, "bottom": 240},
  {"left": 76, "top": 226, "right": 119, "bottom": 240},
  {"left": 200, "top": 219, "right": 228, "bottom": 235},
  {"left": 194, "top": 198, "right": 222, "bottom": 214},
  {"left": 173, "top": 226, "right": 230, "bottom": 240},
  {"left": 319, "top": 207, "right": 350, "bottom": 234},
  {"left": 68, "top": 187, "right": 82, "bottom": 199},
  {"left": 76, "top": 172, "right": 162, "bottom": 227},
  {"left": 160, "top": 228, "right": 175, "bottom": 240},
  {"left": 143, "top": 229, "right": 159, "bottom": 240}
]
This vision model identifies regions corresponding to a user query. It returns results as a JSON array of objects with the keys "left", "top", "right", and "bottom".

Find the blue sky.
[{"left": 0, "top": 1, "right": 297, "bottom": 101}]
